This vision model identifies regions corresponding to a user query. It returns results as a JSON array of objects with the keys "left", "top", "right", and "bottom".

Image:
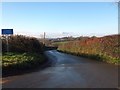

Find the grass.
[
  {"left": 2, "top": 52, "right": 46, "bottom": 70},
  {"left": 58, "top": 50, "right": 120, "bottom": 65}
]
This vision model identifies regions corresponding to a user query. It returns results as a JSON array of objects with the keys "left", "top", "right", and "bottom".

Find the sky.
[{"left": 1, "top": 2, "right": 118, "bottom": 38}]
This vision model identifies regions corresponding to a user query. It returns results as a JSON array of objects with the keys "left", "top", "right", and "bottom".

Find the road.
[{"left": 2, "top": 50, "right": 118, "bottom": 88}]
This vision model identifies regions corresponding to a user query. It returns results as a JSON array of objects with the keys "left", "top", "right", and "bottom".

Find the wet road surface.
[{"left": 2, "top": 50, "right": 118, "bottom": 88}]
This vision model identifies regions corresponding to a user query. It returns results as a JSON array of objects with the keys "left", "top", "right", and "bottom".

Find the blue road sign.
[{"left": 2, "top": 29, "right": 13, "bottom": 35}]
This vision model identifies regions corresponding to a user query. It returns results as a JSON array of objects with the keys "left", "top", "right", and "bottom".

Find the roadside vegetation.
[
  {"left": 2, "top": 35, "right": 46, "bottom": 74},
  {"left": 58, "top": 34, "right": 120, "bottom": 65},
  {"left": 2, "top": 35, "right": 44, "bottom": 53},
  {"left": 2, "top": 52, "right": 45, "bottom": 70}
]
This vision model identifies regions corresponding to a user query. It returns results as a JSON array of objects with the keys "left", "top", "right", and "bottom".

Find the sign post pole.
[{"left": 6, "top": 35, "right": 9, "bottom": 52}]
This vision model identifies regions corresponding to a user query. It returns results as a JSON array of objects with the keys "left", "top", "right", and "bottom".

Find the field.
[
  {"left": 52, "top": 41, "right": 69, "bottom": 47},
  {"left": 58, "top": 34, "right": 120, "bottom": 65}
]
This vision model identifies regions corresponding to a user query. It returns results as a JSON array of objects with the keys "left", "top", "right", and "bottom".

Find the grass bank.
[
  {"left": 58, "top": 50, "right": 119, "bottom": 65},
  {"left": 2, "top": 52, "right": 47, "bottom": 76},
  {"left": 2, "top": 52, "right": 46, "bottom": 69}
]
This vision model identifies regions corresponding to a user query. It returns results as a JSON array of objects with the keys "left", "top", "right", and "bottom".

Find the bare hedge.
[{"left": 2, "top": 35, "right": 44, "bottom": 53}]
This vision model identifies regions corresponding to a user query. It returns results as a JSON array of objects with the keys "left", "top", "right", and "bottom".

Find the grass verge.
[
  {"left": 57, "top": 50, "right": 120, "bottom": 65},
  {"left": 2, "top": 52, "right": 47, "bottom": 76}
]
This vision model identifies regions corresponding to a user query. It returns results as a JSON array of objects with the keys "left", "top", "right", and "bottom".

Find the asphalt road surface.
[{"left": 2, "top": 50, "right": 118, "bottom": 88}]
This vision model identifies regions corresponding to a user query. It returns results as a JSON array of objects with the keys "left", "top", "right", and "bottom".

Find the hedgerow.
[
  {"left": 58, "top": 34, "right": 120, "bottom": 65},
  {"left": 2, "top": 35, "right": 44, "bottom": 53},
  {"left": 2, "top": 35, "right": 46, "bottom": 75}
]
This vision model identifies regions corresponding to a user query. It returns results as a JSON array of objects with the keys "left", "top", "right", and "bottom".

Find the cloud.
[{"left": 62, "top": 32, "right": 69, "bottom": 35}]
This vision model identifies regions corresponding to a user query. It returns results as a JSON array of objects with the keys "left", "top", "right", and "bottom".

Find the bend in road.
[{"left": 2, "top": 50, "right": 118, "bottom": 88}]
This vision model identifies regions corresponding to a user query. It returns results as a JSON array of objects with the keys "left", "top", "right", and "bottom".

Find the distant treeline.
[
  {"left": 2, "top": 35, "right": 44, "bottom": 53},
  {"left": 58, "top": 34, "right": 120, "bottom": 64}
]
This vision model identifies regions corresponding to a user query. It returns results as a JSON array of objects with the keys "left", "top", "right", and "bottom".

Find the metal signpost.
[{"left": 1, "top": 29, "right": 13, "bottom": 52}]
